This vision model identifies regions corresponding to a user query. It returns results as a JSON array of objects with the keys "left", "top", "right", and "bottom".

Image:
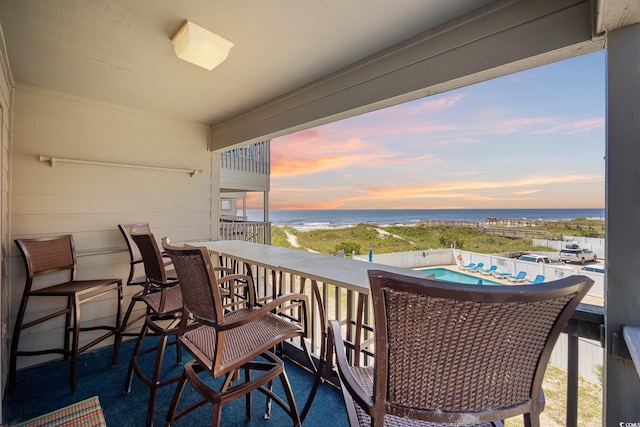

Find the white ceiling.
[{"left": 0, "top": 0, "right": 494, "bottom": 124}]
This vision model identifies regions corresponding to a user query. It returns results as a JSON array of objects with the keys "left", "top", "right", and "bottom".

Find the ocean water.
[{"left": 245, "top": 208, "right": 604, "bottom": 229}]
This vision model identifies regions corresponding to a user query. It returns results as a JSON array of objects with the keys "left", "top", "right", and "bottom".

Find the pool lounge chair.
[
  {"left": 467, "top": 262, "right": 484, "bottom": 271},
  {"left": 508, "top": 271, "right": 528, "bottom": 283},
  {"left": 528, "top": 274, "right": 545, "bottom": 284},
  {"left": 459, "top": 262, "right": 475, "bottom": 270},
  {"left": 493, "top": 271, "right": 513, "bottom": 279},
  {"left": 480, "top": 265, "right": 497, "bottom": 275}
]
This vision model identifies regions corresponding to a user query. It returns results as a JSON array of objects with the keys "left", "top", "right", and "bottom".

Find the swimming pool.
[{"left": 420, "top": 267, "right": 502, "bottom": 286}]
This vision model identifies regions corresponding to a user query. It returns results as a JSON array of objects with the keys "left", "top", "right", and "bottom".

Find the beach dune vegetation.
[
  {"left": 269, "top": 218, "right": 604, "bottom": 255},
  {"left": 276, "top": 223, "right": 552, "bottom": 255}
]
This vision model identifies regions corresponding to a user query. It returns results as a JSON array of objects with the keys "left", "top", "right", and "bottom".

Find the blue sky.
[{"left": 262, "top": 50, "right": 605, "bottom": 210}]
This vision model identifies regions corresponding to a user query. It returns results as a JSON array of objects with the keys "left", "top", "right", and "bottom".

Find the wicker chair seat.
[
  {"left": 181, "top": 308, "right": 303, "bottom": 372},
  {"left": 30, "top": 279, "right": 121, "bottom": 296},
  {"left": 142, "top": 285, "right": 183, "bottom": 316}
]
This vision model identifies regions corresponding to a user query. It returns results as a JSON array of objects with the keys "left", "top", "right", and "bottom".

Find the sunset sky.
[{"left": 254, "top": 50, "right": 605, "bottom": 210}]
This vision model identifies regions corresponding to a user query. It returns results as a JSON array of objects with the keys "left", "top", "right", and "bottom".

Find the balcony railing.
[
  {"left": 219, "top": 220, "right": 271, "bottom": 244},
  {"left": 207, "top": 242, "right": 604, "bottom": 427},
  {"left": 220, "top": 140, "right": 270, "bottom": 175}
]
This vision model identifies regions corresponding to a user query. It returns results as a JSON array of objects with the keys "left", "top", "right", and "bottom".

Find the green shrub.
[{"left": 334, "top": 241, "right": 361, "bottom": 257}]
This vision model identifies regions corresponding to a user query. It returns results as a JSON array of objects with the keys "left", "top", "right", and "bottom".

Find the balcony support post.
[{"left": 566, "top": 331, "right": 579, "bottom": 427}]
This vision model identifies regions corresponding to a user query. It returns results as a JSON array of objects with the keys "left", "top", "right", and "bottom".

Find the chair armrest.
[
  {"left": 216, "top": 274, "right": 256, "bottom": 305},
  {"left": 160, "top": 253, "right": 174, "bottom": 269},
  {"left": 213, "top": 266, "right": 233, "bottom": 274},
  {"left": 219, "top": 293, "right": 309, "bottom": 333},
  {"left": 329, "top": 320, "right": 374, "bottom": 411}
]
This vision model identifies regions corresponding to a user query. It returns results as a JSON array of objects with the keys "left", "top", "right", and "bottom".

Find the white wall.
[
  {"left": 8, "top": 85, "right": 215, "bottom": 370},
  {"left": 353, "top": 249, "right": 454, "bottom": 268}
]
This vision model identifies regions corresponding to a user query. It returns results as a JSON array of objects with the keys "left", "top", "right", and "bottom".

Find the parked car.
[
  {"left": 581, "top": 265, "right": 605, "bottom": 274},
  {"left": 518, "top": 254, "right": 550, "bottom": 264},
  {"left": 560, "top": 248, "right": 597, "bottom": 264}
]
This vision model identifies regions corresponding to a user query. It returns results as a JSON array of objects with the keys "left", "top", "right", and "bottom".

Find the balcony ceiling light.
[{"left": 171, "top": 20, "right": 233, "bottom": 71}]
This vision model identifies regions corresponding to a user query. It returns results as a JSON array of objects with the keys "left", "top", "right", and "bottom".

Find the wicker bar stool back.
[
  {"left": 10, "top": 235, "right": 123, "bottom": 393},
  {"left": 330, "top": 270, "right": 594, "bottom": 427},
  {"left": 161, "top": 238, "right": 308, "bottom": 427}
]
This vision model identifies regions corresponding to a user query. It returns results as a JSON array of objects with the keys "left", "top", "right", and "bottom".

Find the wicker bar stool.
[
  {"left": 10, "top": 235, "right": 123, "bottom": 393},
  {"left": 162, "top": 239, "right": 308, "bottom": 427},
  {"left": 123, "top": 231, "right": 183, "bottom": 427},
  {"left": 115, "top": 223, "right": 176, "bottom": 360},
  {"left": 330, "top": 270, "right": 594, "bottom": 427}
]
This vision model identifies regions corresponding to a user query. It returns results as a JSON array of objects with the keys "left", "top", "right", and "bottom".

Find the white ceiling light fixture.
[{"left": 171, "top": 20, "right": 233, "bottom": 70}]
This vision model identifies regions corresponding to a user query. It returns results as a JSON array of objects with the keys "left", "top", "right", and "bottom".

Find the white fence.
[{"left": 354, "top": 248, "right": 455, "bottom": 268}]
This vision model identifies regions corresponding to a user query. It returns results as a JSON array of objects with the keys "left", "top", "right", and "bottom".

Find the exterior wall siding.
[
  {"left": 0, "top": 24, "right": 14, "bottom": 417},
  {"left": 9, "top": 85, "right": 214, "bottom": 369}
]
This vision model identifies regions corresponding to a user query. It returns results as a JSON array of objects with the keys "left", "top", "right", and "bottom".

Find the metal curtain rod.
[{"left": 38, "top": 155, "right": 203, "bottom": 177}]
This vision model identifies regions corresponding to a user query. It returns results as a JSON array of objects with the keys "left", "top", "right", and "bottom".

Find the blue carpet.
[{"left": 4, "top": 338, "right": 348, "bottom": 426}]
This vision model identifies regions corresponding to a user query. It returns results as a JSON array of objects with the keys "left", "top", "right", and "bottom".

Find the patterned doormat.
[{"left": 13, "top": 396, "right": 106, "bottom": 427}]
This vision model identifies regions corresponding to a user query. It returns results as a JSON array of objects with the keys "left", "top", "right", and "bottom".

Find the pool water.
[{"left": 420, "top": 267, "right": 501, "bottom": 286}]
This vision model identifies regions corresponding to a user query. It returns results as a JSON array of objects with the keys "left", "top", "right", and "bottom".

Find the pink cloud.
[
  {"left": 533, "top": 117, "right": 605, "bottom": 134},
  {"left": 271, "top": 155, "right": 363, "bottom": 176},
  {"left": 512, "top": 189, "right": 542, "bottom": 195},
  {"left": 404, "top": 93, "right": 467, "bottom": 115},
  {"left": 364, "top": 174, "right": 603, "bottom": 201},
  {"left": 410, "top": 124, "right": 456, "bottom": 133},
  {"left": 272, "top": 136, "right": 366, "bottom": 158},
  {"left": 491, "top": 117, "right": 558, "bottom": 135}
]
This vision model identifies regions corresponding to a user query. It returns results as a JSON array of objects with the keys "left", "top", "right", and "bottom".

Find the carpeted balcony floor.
[{"left": 3, "top": 337, "right": 348, "bottom": 426}]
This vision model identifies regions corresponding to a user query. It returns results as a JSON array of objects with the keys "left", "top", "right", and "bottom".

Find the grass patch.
[
  {"left": 505, "top": 364, "right": 602, "bottom": 426},
  {"left": 271, "top": 225, "right": 294, "bottom": 248}
]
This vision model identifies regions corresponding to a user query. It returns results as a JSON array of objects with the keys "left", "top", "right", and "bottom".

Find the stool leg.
[
  {"left": 263, "top": 379, "right": 272, "bottom": 419},
  {"left": 279, "top": 371, "right": 301, "bottom": 427},
  {"left": 70, "top": 295, "right": 81, "bottom": 393},
  {"left": 211, "top": 401, "right": 223, "bottom": 427},
  {"left": 145, "top": 330, "right": 171, "bottom": 427},
  {"left": 245, "top": 367, "right": 253, "bottom": 419},
  {"left": 119, "top": 295, "right": 141, "bottom": 337},
  {"left": 299, "top": 337, "right": 324, "bottom": 420},
  {"left": 124, "top": 320, "right": 149, "bottom": 394},
  {"left": 165, "top": 369, "right": 189, "bottom": 427},
  {"left": 118, "top": 290, "right": 148, "bottom": 335},
  {"left": 110, "top": 281, "right": 123, "bottom": 366},
  {"left": 64, "top": 296, "right": 73, "bottom": 361},
  {"left": 8, "top": 292, "right": 31, "bottom": 391}
]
